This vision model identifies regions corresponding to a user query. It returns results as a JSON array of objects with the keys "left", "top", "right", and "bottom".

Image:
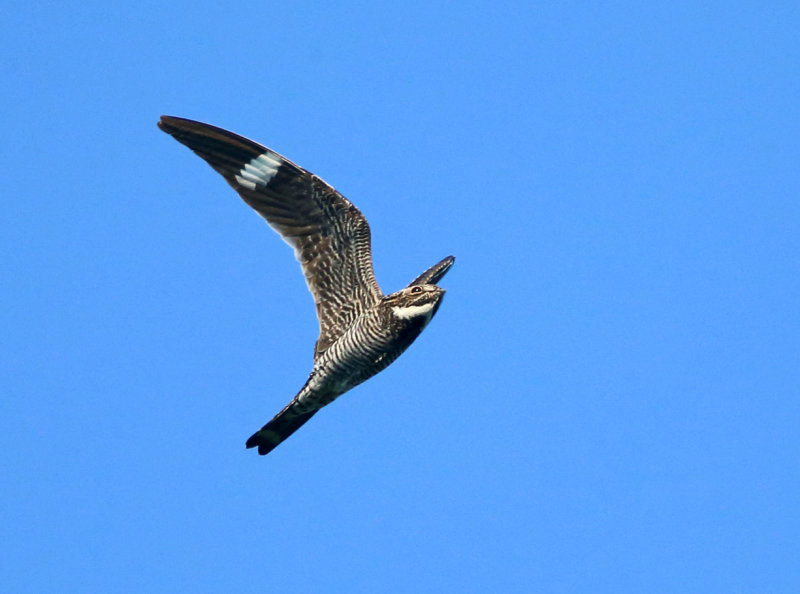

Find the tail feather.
[{"left": 245, "top": 402, "right": 318, "bottom": 456}]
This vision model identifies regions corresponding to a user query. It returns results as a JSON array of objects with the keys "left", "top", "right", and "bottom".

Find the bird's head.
[{"left": 382, "top": 284, "right": 446, "bottom": 323}]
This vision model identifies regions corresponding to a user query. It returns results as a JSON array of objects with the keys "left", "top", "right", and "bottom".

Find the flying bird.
[{"left": 158, "top": 116, "right": 454, "bottom": 456}]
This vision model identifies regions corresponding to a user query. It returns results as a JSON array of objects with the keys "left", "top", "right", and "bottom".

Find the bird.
[{"left": 157, "top": 116, "right": 454, "bottom": 456}]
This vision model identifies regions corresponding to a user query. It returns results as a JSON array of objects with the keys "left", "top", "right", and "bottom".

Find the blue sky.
[{"left": 2, "top": 1, "right": 798, "bottom": 592}]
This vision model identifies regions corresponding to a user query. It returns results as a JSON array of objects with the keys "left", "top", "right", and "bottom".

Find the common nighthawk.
[{"left": 158, "top": 116, "right": 454, "bottom": 456}]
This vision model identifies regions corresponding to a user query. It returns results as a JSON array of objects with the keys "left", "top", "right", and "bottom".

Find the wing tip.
[
  {"left": 408, "top": 254, "right": 456, "bottom": 287},
  {"left": 157, "top": 114, "right": 182, "bottom": 134},
  {"left": 157, "top": 115, "right": 210, "bottom": 139}
]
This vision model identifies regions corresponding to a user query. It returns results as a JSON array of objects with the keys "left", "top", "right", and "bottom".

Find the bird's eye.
[{"left": 411, "top": 286, "right": 422, "bottom": 294}]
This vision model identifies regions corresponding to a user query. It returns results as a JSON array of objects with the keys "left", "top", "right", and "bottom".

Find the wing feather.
[{"left": 158, "top": 116, "right": 382, "bottom": 358}]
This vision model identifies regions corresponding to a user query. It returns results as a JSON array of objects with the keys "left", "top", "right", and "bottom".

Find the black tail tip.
[{"left": 245, "top": 433, "right": 276, "bottom": 456}]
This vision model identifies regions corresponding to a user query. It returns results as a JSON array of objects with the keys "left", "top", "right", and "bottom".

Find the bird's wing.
[
  {"left": 407, "top": 255, "right": 456, "bottom": 287},
  {"left": 158, "top": 116, "right": 383, "bottom": 358}
]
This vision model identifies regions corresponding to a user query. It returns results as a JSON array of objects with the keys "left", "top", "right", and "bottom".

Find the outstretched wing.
[
  {"left": 158, "top": 116, "right": 382, "bottom": 358},
  {"left": 407, "top": 255, "right": 456, "bottom": 287}
]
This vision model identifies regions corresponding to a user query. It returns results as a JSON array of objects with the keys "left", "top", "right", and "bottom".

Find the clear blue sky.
[{"left": 3, "top": 1, "right": 798, "bottom": 592}]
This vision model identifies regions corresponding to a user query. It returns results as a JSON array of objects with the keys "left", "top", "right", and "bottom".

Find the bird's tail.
[{"left": 245, "top": 400, "right": 319, "bottom": 456}]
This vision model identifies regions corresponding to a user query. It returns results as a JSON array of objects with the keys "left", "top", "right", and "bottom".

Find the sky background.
[{"left": 2, "top": 1, "right": 799, "bottom": 592}]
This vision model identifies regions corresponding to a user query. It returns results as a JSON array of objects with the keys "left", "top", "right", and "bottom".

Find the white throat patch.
[
  {"left": 391, "top": 301, "right": 436, "bottom": 320},
  {"left": 234, "top": 152, "right": 282, "bottom": 191}
]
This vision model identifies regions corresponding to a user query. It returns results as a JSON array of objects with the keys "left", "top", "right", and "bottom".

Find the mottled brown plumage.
[{"left": 158, "top": 116, "right": 453, "bottom": 455}]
